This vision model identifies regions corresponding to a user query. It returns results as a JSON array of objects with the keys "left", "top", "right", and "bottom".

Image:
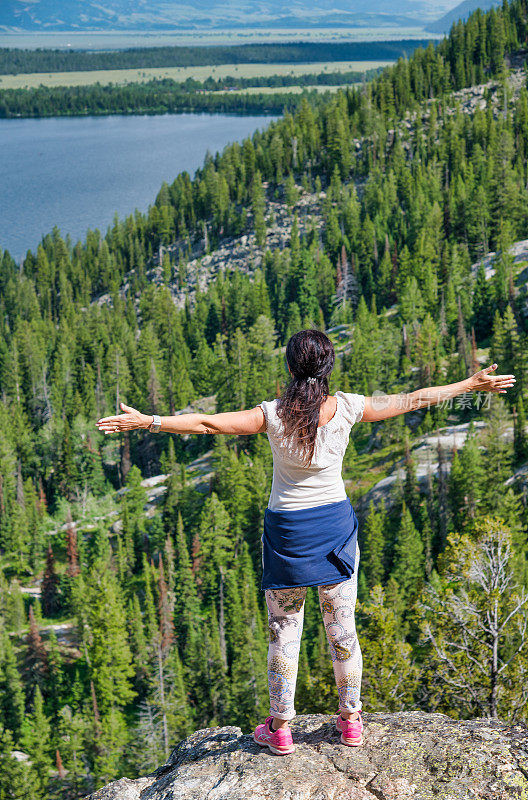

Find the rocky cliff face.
[{"left": 85, "top": 711, "right": 528, "bottom": 800}]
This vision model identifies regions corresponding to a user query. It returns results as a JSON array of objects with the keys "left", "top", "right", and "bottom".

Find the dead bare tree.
[{"left": 419, "top": 519, "right": 528, "bottom": 719}]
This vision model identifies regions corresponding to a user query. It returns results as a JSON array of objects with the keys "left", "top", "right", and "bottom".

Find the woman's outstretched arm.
[
  {"left": 362, "top": 363, "right": 515, "bottom": 423},
  {"left": 96, "top": 404, "right": 266, "bottom": 436}
]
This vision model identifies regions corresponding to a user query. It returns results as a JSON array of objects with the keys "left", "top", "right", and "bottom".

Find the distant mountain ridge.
[
  {"left": 0, "top": 0, "right": 458, "bottom": 32},
  {"left": 425, "top": 0, "right": 501, "bottom": 32}
]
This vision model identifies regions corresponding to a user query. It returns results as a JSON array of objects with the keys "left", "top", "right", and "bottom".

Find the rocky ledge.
[{"left": 85, "top": 711, "right": 528, "bottom": 800}]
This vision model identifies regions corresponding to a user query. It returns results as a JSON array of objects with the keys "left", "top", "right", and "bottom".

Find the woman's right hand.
[{"left": 96, "top": 402, "right": 152, "bottom": 434}]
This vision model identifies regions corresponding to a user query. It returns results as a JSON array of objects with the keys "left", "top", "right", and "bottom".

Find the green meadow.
[{"left": 0, "top": 60, "right": 394, "bottom": 89}]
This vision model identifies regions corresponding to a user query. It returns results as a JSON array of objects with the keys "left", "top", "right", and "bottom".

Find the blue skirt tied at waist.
[{"left": 261, "top": 498, "right": 359, "bottom": 591}]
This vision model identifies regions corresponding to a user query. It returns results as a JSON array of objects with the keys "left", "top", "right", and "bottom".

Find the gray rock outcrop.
[{"left": 85, "top": 711, "right": 528, "bottom": 799}]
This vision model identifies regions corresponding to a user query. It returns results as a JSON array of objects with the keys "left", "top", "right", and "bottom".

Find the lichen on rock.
[{"left": 85, "top": 711, "right": 528, "bottom": 800}]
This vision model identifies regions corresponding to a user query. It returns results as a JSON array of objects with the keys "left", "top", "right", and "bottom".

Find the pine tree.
[
  {"left": 285, "top": 301, "right": 302, "bottom": 342},
  {"left": 128, "top": 594, "right": 149, "bottom": 692},
  {"left": 284, "top": 173, "right": 298, "bottom": 209},
  {"left": 361, "top": 500, "right": 386, "bottom": 588},
  {"left": 359, "top": 585, "right": 419, "bottom": 711},
  {"left": 121, "top": 465, "right": 148, "bottom": 564},
  {"left": 251, "top": 170, "right": 267, "bottom": 248},
  {"left": 6, "top": 579, "right": 25, "bottom": 633},
  {"left": 46, "top": 631, "right": 65, "bottom": 719},
  {"left": 403, "top": 433, "right": 420, "bottom": 520},
  {"left": 472, "top": 262, "right": 493, "bottom": 339},
  {"left": 162, "top": 469, "right": 181, "bottom": 534},
  {"left": 163, "top": 533, "right": 176, "bottom": 610},
  {"left": 93, "top": 707, "right": 130, "bottom": 788},
  {"left": 150, "top": 558, "right": 178, "bottom": 759},
  {"left": 25, "top": 606, "right": 48, "bottom": 690},
  {"left": 492, "top": 303, "right": 520, "bottom": 381},
  {"left": 305, "top": 623, "right": 337, "bottom": 712},
  {"left": 88, "top": 522, "right": 112, "bottom": 569},
  {"left": 119, "top": 503, "right": 134, "bottom": 578},
  {"left": 41, "top": 545, "right": 61, "bottom": 617},
  {"left": 65, "top": 509, "right": 80, "bottom": 578},
  {"left": 420, "top": 502, "right": 434, "bottom": 579},
  {"left": 55, "top": 704, "right": 92, "bottom": 797},
  {"left": 142, "top": 554, "right": 158, "bottom": 647},
  {"left": 26, "top": 480, "right": 45, "bottom": 573},
  {"left": 377, "top": 246, "right": 393, "bottom": 306},
  {"left": 482, "top": 397, "right": 513, "bottom": 515},
  {"left": 21, "top": 686, "right": 52, "bottom": 796},
  {"left": 293, "top": 639, "right": 313, "bottom": 713},
  {"left": 86, "top": 571, "right": 135, "bottom": 714},
  {"left": 390, "top": 503, "right": 425, "bottom": 601},
  {"left": 202, "top": 604, "right": 230, "bottom": 725},
  {"left": 196, "top": 493, "right": 234, "bottom": 607},
  {"left": 173, "top": 513, "right": 200, "bottom": 650},
  {"left": 55, "top": 417, "right": 78, "bottom": 502},
  {"left": 227, "top": 543, "right": 268, "bottom": 729},
  {"left": 0, "top": 725, "right": 38, "bottom": 800},
  {"left": 157, "top": 559, "right": 173, "bottom": 657},
  {"left": 448, "top": 423, "right": 485, "bottom": 529},
  {"left": 0, "top": 621, "right": 25, "bottom": 738},
  {"left": 514, "top": 396, "right": 528, "bottom": 463}
]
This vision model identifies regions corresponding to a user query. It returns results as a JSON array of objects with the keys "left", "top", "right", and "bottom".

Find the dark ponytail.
[{"left": 276, "top": 329, "right": 335, "bottom": 466}]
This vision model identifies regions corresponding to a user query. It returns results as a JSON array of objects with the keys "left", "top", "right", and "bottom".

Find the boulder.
[{"left": 85, "top": 711, "right": 528, "bottom": 800}]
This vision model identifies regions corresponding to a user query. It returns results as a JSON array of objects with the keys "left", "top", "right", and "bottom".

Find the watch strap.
[{"left": 149, "top": 414, "right": 162, "bottom": 433}]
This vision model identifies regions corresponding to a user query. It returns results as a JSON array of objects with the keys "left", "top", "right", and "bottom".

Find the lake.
[{"left": 0, "top": 112, "right": 279, "bottom": 261}]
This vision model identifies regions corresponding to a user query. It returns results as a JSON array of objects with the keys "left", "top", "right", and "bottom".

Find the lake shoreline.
[{"left": 0, "top": 105, "right": 291, "bottom": 120}]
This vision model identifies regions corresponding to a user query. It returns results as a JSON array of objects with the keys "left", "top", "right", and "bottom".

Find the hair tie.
[{"left": 306, "top": 376, "right": 317, "bottom": 384}]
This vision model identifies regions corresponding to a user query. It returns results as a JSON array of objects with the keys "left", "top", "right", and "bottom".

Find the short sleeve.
[
  {"left": 259, "top": 399, "right": 281, "bottom": 437},
  {"left": 336, "top": 391, "right": 365, "bottom": 426}
]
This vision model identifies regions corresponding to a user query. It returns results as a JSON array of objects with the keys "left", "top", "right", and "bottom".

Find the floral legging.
[{"left": 264, "top": 544, "right": 362, "bottom": 720}]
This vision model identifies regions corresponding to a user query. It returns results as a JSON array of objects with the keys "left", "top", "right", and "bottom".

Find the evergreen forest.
[
  {"left": 1, "top": 1, "right": 528, "bottom": 796},
  {"left": 0, "top": 40, "right": 431, "bottom": 74},
  {"left": 0, "top": 79, "right": 308, "bottom": 119},
  {"left": 0, "top": 69, "right": 384, "bottom": 119}
]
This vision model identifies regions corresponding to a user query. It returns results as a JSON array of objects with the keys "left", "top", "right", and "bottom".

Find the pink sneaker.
[
  {"left": 336, "top": 712, "right": 363, "bottom": 746},
  {"left": 253, "top": 716, "right": 295, "bottom": 755}
]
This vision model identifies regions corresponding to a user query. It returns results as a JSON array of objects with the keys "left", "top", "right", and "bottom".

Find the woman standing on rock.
[{"left": 96, "top": 329, "right": 514, "bottom": 756}]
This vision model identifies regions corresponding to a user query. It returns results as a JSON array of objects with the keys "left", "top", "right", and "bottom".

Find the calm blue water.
[{"left": 0, "top": 112, "right": 278, "bottom": 261}]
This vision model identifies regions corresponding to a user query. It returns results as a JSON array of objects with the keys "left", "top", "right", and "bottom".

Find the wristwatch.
[{"left": 149, "top": 414, "right": 162, "bottom": 433}]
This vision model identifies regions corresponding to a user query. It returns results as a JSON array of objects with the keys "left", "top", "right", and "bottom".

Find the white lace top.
[{"left": 259, "top": 391, "right": 365, "bottom": 511}]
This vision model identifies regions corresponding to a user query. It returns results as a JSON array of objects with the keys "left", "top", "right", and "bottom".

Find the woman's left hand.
[
  {"left": 468, "top": 363, "right": 516, "bottom": 394},
  {"left": 96, "top": 402, "right": 152, "bottom": 434}
]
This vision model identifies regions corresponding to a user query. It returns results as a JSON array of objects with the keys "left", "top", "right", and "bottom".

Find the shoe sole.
[
  {"left": 339, "top": 732, "right": 363, "bottom": 746},
  {"left": 253, "top": 734, "right": 296, "bottom": 755}
]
